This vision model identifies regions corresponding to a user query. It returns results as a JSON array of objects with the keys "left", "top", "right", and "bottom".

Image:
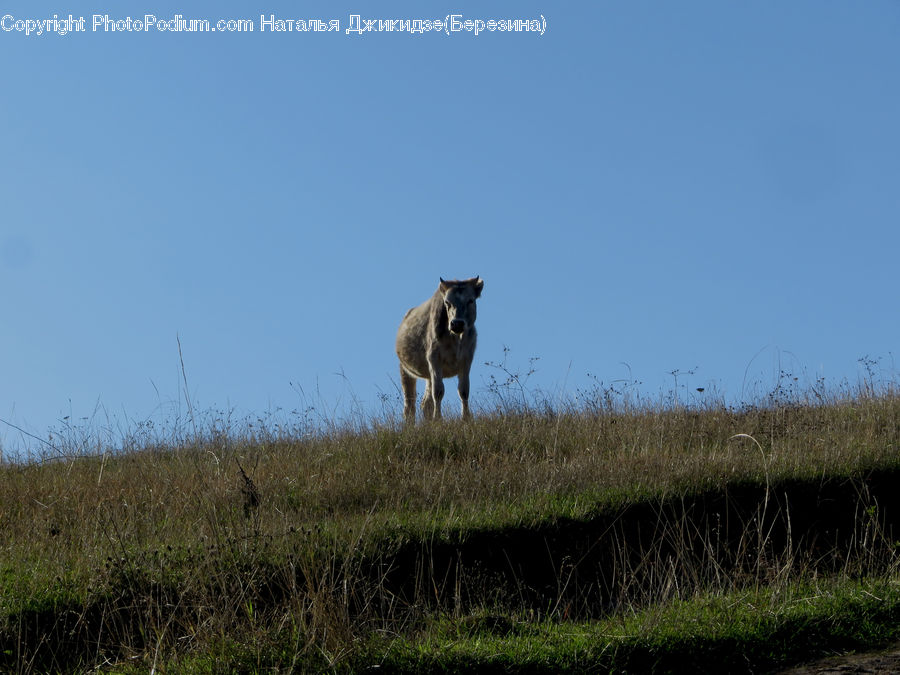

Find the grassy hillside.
[{"left": 0, "top": 383, "right": 898, "bottom": 672}]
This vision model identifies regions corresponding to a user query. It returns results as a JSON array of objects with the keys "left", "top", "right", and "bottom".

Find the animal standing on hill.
[{"left": 396, "top": 276, "right": 484, "bottom": 423}]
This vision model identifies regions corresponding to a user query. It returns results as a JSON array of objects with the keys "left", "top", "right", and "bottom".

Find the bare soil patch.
[{"left": 779, "top": 643, "right": 900, "bottom": 674}]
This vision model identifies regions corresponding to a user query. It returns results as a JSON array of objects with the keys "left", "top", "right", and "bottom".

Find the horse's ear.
[
  {"left": 472, "top": 276, "right": 484, "bottom": 297},
  {"left": 439, "top": 278, "right": 451, "bottom": 291}
]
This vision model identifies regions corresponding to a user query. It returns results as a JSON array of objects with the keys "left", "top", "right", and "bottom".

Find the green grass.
[
  {"left": 374, "top": 579, "right": 900, "bottom": 674},
  {"left": 0, "top": 384, "right": 898, "bottom": 672}
]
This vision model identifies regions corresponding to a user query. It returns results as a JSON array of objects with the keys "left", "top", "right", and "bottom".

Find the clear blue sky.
[{"left": 2, "top": 1, "right": 898, "bottom": 454}]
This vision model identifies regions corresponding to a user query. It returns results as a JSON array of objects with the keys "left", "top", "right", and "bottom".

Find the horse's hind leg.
[{"left": 400, "top": 367, "right": 417, "bottom": 424}]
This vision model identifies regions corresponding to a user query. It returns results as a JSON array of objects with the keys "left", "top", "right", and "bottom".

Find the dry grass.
[
  {"left": 0, "top": 376, "right": 898, "bottom": 671},
  {"left": 5, "top": 396, "right": 896, "bottom": 553}
]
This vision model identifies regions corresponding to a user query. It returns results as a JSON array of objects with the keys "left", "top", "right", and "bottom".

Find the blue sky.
[{"left": 2, "top": 1, "right": 898, "bottom": 453}]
